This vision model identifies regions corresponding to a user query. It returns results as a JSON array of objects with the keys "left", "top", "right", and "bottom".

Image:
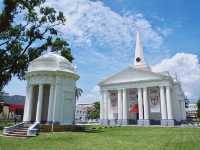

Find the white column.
[
  {"left": 166, "top": 86, "right": 173, "bottom": 120},
  {"left": 100, "top": 90, "right": 104, "bottom": 120},
  {"left": 143, "top": 87, "right": 149, "bottom": 120},
  {"left": 23, "top": 84, "right": 33, "bottom": 122},
  {"left": 104, "top": 91, "right": 108, "bottom": 120},
  {"left": 47, "top": 84, "right": 55, "bottom": 123},
  {"left": 181, "top": 100, "right": 186, "bottom": 120},
  {"left": 122, "top": 88, "right": 127, "bottom": 121},
  {"left": 117, "top": 89, "right": 123, "bottom": 120},
  {"left": 138, "top": 88, "right": 143, "bottom": 120},
  {"left": 27, "top": 85, "right": 33, "bottom": 122},
  {"left": 160, "top": 86, "right": 167, "bottom": 120},
  {"left": 36, "top": 84, "right": 44, "bottom": 123},
  {"left": 52, "top": 79, "right": 62, "bottom": 124},
  {"left": 107, "top": 91, "right": 111, "bottom": 120}
]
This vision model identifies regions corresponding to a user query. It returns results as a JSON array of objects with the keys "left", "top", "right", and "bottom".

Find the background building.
[
  {"left": 75, "top": 104, "right": 93, "bottom": 123},
  {"left": 186, "top": 103, "right": 197, "bottom": 121},
  {"left": 0, "top": 95, "right": 25, "bottom": 120}
]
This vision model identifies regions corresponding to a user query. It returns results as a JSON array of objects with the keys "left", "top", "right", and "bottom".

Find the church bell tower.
[{"left": 134, "top": 31, "right": 150, "bottom": 71}]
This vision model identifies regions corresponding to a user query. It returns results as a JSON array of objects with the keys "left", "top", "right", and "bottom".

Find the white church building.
[{"left": 99, "top": 32, "right": 186, "bottom": 126}]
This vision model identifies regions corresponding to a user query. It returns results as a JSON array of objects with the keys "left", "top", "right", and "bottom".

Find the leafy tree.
[
  {"left": 0, "top": 0, "right": 73, "bottom": 90},
  {"left": 197, "top": 99, "right": 200, "bottom": 123},
  {"left": 88, "top": 101, "right": 100, "bottom": 119},
  {"left": 0, "top": 91, "right": 6, "bottom": 113}
]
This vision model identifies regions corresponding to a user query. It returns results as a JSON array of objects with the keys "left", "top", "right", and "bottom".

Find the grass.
[
  {"left": 0, "top": 126, "right": 200, "bottom": 150},
  {"left": 0, "top": 120, "right": 15, "bottom": 130}
]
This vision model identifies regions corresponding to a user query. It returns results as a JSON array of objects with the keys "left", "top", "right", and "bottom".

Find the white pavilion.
[
  {"left": 99, "top": 32, "right": 186, "bottom": 126},
  {"left": 23, "top": 51, "right": 79, "bottom": 125}
]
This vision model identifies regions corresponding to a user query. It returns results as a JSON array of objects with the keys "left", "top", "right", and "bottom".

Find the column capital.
[
  {"left": 117, "top": 88, "right": 123, "bottom": 91},
  {"left": 122, "top": 88, "right": 127, "bottom": 91},
  {"left": 143, "top": 87, "right": 148, "bottom": 91},
  {"left": 159, "top": 85, "right": 165, "bottom": 88}
]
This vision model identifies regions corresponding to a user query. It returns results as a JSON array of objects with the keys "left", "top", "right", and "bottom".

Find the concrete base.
[
  {"left": 161, "top": 120, "right": 168, "bottom": 126},
  {"left": 109, "top": 119, "right": 117, "bottom": 126},
  {"left": 137, "top": 120, "right": 144, "bottom": 126},
  {"left": 122, "top": 119, "right": 128, "bottom": 125},
  {"left": 117, "top": 119, "right": 122, "bottom": 125},
  {"left": 100, "top": 119, "right": 109, "bottom": 125},
  {"left": 143, "top": 119, "right": 150, "bottom": 126},
  {"left": 167, "top": 119, "right": 175, "bottom": 126}
]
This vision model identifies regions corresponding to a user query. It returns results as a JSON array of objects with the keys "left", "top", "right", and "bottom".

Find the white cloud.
[
  {"left": 46, "top": 0, "right": 164, "bottom": 66},
  {"left": 44, "top": 0, "right": 172, "bottom": 103},
  {"left": 153, "top": 53, "right": 200, "bottom": 100}
]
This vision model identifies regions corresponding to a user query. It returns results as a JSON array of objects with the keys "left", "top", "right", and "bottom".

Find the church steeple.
[{"left": 134, "top": 31, "right": 150, "bottom": 70}]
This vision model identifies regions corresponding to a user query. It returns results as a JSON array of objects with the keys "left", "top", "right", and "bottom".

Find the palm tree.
[
  {"left": 75, "top": 87, "right": 83, "bottom": 101},
  {"left": 73, "top": 87, "right": 83, "bottom": 125}
]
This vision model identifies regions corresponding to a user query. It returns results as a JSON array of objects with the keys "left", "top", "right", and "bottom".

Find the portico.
[
  {"left": 100, "top": 82, "right": 174, "bottom": 126},
  {"left": 99, "top": 32, "right": 186, "bottom": 126}
]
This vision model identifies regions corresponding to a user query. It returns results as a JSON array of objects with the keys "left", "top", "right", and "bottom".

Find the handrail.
[{"left": 27, "top": 122, "right": 40, "bottom": 136}]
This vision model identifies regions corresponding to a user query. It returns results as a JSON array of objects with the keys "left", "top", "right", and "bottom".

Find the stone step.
[
  {"left": 14, "top": 128, "right": 28, "bottom": 131},
  {"left": 13, "top": 129, "right": 28, "bottom": 132},
  {"left": 12, "top": 131, "right": 27, "bottom": 135},
  {"left": 5, "top": 133, "right": 28, "bottom": 137}
]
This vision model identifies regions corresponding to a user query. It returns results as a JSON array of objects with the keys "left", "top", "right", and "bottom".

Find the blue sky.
[{"left": 3, "top": 0, "right": 200, "bottom": 103}]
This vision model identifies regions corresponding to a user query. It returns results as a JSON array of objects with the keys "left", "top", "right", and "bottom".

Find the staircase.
[
  {"left": 4, "top": 125, "right": 30, "bottom": 138},
  {"left": 3, "top": 122, "right": 39, "bottom": 138}
]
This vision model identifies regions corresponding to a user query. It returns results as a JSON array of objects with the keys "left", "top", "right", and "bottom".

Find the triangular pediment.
[{"left": 99, "top": 66, "right": 170, "bottom": 85}]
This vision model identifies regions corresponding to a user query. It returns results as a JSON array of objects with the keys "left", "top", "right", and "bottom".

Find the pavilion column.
[
  {"left": 160, "top": 86, "right": 168, "bottom": 126},
  {"left": 103, "top": 91, "right": 109, "bottom": 125},
  {"left": 52, "top": 79, "right": 62, "bottom": 124},
  {"left": 137, "top": 88, "right": 144, "bottom": 125},
  {"left": 143, "top": 87, "right": 150, "bottom": 125},
  {"left": 100, "top": 90, "right": 104, "bottom": 124},
  {"left": 122, "top": 88, "right": 128, "bottom": 125},
  {"left": 166, "top": 86, "right": 174, "bottom": 126},
  {"left": 24, "top": 84, "right": 33, "bottom": 122},
  {"left": 117, "top": 89, "right": 123, "bottom": 124},
  {"left": 36, "top": 84, "right": 44, "bottom": 123},
  {"left": 47, "top": 84, "right": 55, "bottom": 123},
  {"left": 107, "top": 91, "right": 114, "bottom": 125},
  {"left": 181, "top": 100, "right": 186, "bottom": 120}
]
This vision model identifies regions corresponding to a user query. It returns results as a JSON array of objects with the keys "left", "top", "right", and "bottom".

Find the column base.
[
  {"left": 23, "top": 121, "right": 32, "bottom": 124},
  {"left": 143, "top": 119, "right": 150, "bottom": 126},
  {"left": 100, "top": 119, "right": 109, "bottom": 125},
  {"left": 122, "top": 119, "right": 128, "bottom": 125},
  {"left": 117, "top": 119, "right": 122, "bottom": 125},
  {"left": 167, "top": 119, "right": 175, "bottom": 126},
  {"left": 161, "top": 120, "right": 168, "bottom": 126},
  {"left": 137, "top": 120, "right": 144, "bottom": 125},
  {"left": 109, "top": 119, "right": 117, "bottom": 126}
]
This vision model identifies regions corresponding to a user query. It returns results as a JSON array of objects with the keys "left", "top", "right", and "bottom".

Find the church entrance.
[{"left": 127, "top": 88, "right": 139, "bottom": 124}]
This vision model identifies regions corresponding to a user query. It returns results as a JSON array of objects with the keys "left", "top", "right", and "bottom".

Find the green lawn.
[{"left": 1, "top": 126, "right": 200, "bottom": 150}]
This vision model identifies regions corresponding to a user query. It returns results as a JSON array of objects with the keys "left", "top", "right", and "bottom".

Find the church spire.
[{"left": 134, "top": 31, "right": 150, "bottom": 70}]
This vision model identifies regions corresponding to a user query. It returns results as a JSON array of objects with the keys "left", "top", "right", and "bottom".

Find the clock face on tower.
[{"left": 136, "top": 57, "right": 141, "bottom": 62}]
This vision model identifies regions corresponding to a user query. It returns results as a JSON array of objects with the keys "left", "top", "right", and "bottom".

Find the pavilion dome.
[{"left": 28, "top": 52, "right": 77, "bottom": 74}]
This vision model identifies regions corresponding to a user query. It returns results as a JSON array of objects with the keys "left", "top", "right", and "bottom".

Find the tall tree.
[
  {"left": 0, "top": 0, "right": 73, "bottom": 90},
  {"left": 197, "top": 99, "right": 200, "bottom": 124},
  {"left": 88, "top": 101, "right": 100, "bottom": 119}
]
